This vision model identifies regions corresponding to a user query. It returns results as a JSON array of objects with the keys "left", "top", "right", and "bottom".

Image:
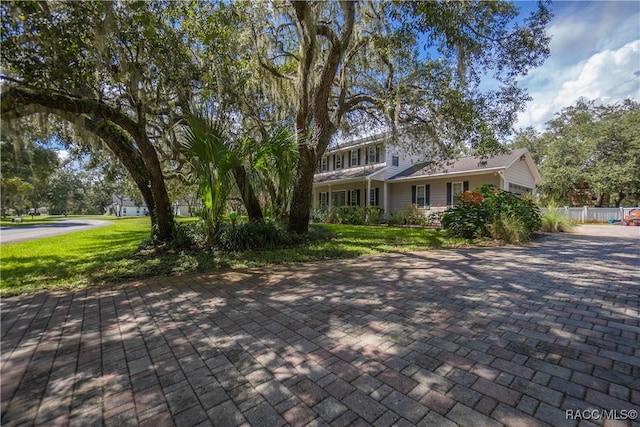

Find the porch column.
[{"left": 384, "top": 181, "right": 389, "bottom": 213}]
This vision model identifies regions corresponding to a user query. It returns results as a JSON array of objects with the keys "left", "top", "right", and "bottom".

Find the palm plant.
[
  {"left": 184, "top": 116, "right": 240, "bottom": 242},
  {"left": 250, "top": 126, "right": 299, "bottom": 219}
]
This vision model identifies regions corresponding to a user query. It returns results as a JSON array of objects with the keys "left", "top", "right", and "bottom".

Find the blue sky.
[{"left": 514, "top": 0, "right": 640, "bottom": 130}]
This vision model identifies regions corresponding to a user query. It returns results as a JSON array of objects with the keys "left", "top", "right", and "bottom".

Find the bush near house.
[
  {"left": 540, "top": 203, "right": 575, "bottom": 232},
  {"left": 442, "top": 184, "right": 541, "bottom": 243},
  {"left": 313, "top": 206, "right": 385, "bottom": 225}
]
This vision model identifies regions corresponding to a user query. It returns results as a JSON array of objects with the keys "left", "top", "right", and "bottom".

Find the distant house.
[
  {"left": 313, "top": 134, "right": 541, "bottom": 214},
  {"left": 110, "top": 196, "right": 149, "bottom": 217},
  {"left": 109, "top": 196, "right": 197, "bottom": 217}
]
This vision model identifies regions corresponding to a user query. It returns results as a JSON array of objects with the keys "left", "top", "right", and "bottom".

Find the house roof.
[
  {"left": 326, "top": 130, "right": 394, "bottom": 152},
  {"left": 314, "top": 164, "right": 387, "bottom": 183},
  {"left": 390, "top": 148, "right": 535, "bottom": 180}
]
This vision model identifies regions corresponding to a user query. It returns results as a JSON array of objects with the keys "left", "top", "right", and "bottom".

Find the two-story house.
[
  {"left": 313, "top": 133, "right": 542, "bottom": 214},
  {"left": 313, "top": 132, "right": 421, "bottom": 212}
]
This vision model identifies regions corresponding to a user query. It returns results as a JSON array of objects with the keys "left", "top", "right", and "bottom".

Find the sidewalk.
[{"left": 2, "top": 226, "right": 639, "bottom": 426}]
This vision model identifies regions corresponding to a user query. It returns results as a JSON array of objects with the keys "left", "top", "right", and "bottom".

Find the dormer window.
[{"left": 335, "top": 154, "right": 342, "bottom": 169}]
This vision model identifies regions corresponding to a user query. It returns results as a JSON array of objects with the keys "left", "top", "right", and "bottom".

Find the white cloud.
[
  {"left": 518, "top": 40, "right": 639, "bottom": 130},
  {"left": 556, "top": 40, "right": 639, "bottom": 103},
  {"left": 515, "top": 1, "right": 640, "bottom": 131}
]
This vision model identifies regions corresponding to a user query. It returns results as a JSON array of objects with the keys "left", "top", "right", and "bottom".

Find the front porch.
[{"left": 313, "top": 179, "right": 389, "bottom": 212}]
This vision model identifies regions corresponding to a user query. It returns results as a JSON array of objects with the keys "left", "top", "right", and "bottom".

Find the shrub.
[
  {"left": 387, "top": 204, "right": 427, "bottom": 226},
  {"left": 364, "top": 206, "right": 385, "bottom": 225},
  {"left": 442, "top": 185, "right": 541, "bottom": 242},
  {"left": 487, "top": 212, "right": 529, "bottom": 244},
  {"left": 540, "top": 205, "right": 575, "bottom": 232},
  {"left": 216, "top": 219, "right": 297, "bottom": 252},
  {"left": 336, "top": 206, "right": 366, "bottom": 225},
  {"left": 314, "top": 206, "right": 385, "bottom": 225}
]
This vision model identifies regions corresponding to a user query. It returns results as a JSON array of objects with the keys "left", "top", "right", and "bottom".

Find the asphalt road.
[{"left": 0, "top": 219, "right": 113, "bottom": 245}]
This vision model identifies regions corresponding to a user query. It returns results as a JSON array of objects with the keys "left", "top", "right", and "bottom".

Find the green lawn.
[{"left": 1, "top": 219, "right": 468, "bottom": 296}]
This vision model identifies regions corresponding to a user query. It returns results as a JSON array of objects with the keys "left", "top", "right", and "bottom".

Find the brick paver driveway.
[{"left": 2, "top": 226, "right": 639, "bottom": 427}]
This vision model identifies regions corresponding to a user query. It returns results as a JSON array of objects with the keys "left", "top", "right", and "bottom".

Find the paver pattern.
[{"left": 2, "top": 225, "right": 639, "bottom": 426}]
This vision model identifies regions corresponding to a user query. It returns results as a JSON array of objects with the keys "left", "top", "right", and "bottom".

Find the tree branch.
[{"left": 259, "top": 60, "right": 295, "bottom": 81}]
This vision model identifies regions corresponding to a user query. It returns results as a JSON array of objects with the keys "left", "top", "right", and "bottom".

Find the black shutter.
[
  {"left": 333, "top": 155, "right": 336, "bottom": 170},
  {"left": 463, "top": 181, "right": 469, "bottom": 192},
  {"left": 411, "top": 185, "right": 417, "bottom": 204},
  {"left": 347, "top": 190, "right": 351, "bottom": 206},
  {"left": 425, "top": 184, "right": 431, "bottom": 206},
  {"left": 357, "top": 149, "right": 361, "bottom": 166},
  {"left": 356, "top": 189, "right": 361, "bottom": 206},
  {"left": 446, "top": 182, "right": 452, "bottom": 206},
  {"left": 375, "top": 187, "right": 379, "bottom": 206},
  {"left": 375, "top": 146, "right": 380, "bottom": 163}
]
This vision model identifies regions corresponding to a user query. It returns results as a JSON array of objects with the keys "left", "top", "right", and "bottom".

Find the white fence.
[{"left": 540, "top": 207, "right": 640, "bottom": 223}]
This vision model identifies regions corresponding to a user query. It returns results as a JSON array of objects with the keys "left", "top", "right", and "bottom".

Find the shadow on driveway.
[{"left": 1, "top": 226, "right": 638, "bottom": 426}]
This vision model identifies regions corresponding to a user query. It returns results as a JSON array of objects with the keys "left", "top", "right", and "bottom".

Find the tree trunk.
[
  {"left": 232, "top": 166, "right": 264, "bottom": 221},
  {"left": 138, "top": 142, "right": 174, "bottom": 240},
  {"left": 288, "top": 144, "right": 316, "bottom": 234},
  {"left": 594, "top": 193, "right": 604, "bottom": 207},
  {"left": 82, "top": 118, "right": 157, "bottom": 225},
  {"left": 1, "top": 86, "right": 174, "bottom": 240}
]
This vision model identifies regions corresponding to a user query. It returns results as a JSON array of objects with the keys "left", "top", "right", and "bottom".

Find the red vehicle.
[{"left": 622, "top": 209, "right": 640, "bottom": 226}]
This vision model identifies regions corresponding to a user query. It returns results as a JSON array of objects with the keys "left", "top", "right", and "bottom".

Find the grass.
[
  {"left": 540, "top": 206, "right": 576, "bottom": 233},
  {"left": 1, "top": 219, "right": 469, "bottom": 296}
]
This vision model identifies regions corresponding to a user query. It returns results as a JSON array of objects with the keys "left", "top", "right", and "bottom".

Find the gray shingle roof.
[{"left": 391, "top": 148, "right": 528, "bottom": 180}]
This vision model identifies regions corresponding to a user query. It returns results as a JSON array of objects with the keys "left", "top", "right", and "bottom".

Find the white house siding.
[
  {"left": 388, "top": 173, "right": 501, "bottom": 212},
  {"left": 504, "top": 160, "right": 537, "bottom": 192},
  {"left": 121, "top": 206, "right": 149, "bottom": 217}
]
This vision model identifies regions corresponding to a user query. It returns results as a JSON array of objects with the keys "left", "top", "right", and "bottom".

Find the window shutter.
[
  {"left": 446, "top": 182, "right": 452, "bottom": 205},
  {"left": 375, "top": 146, "right": 380, "bottom": 163},
  {"left": 333, "top": 155, "right": 336, "bottom": 170},
  {"left": 425, "top": 184, "right": 431, "bottom": 206},
  {"left": 357, "top": 149, "right": 361, "bottom": 165},
  {"left": 342, "top": 154, "right": 345, "bottom": 169},
  {"left": 347, "top": 190, "right": 351, "bottom": 205},
  {"left": 375, "top": 187, "right": 379, "bottom": 206},
  {"left": 411, "top": 185, "right": 417, "bottom": 204},
  {"left": 463, "top": 181, "right": 469, "bottom": 192},
  {"left": 356, "top": 189, "right": 361, "bottom": 206}
]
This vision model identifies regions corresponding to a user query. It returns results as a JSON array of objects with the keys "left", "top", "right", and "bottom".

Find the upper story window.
[
  {"left": 335, "top": 154, "right": 342, "bottom": 169},
  {"left": 392, "top": 155, "right": 399, "bottom": 167},
  {"left": 321, "top": 157, "right": 328, "bottom": 172},
  {"left": 367, "top": 146, "right": 377, "bottom": 164},
  {"left": 350, "top": 150, "right": 359, "bottom": 167}
]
